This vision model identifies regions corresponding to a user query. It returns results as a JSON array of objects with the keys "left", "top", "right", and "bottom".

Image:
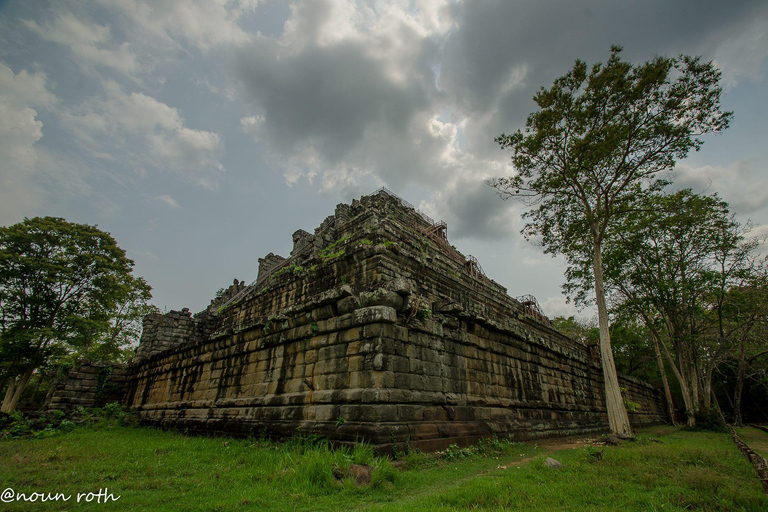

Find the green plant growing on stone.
[
  {"left": 416, "top": 306, "right": 432, "bottom": 321},
  {"left": 273, "top": 264, "right": 304, "bottom": 280},
  {"left": 341, "top": 275, "right": 348, "bottom": 285},
  {"left": 318, "top": 236, "right": 349, "bottom": 261},
  {"left": 311, "top": 322, "right": 319, "bottom": 335},
  {"left": 359, "top": 238, "right": 373, "bottom": 246},
  {"left": 335, "top": 416, "right": 346, "bottom": 428}
]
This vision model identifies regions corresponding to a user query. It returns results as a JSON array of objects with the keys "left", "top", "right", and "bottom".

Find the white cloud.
[
  {"left": 61, "top": 82, "right": 225, "bottom": 189},
  {"left": 673, "top": 160, "right": 768, "bottom": 215},
  {"left": 24, "top": 14, "right": 138, "bottom": 76},
  {"left": 98, "top": 0, "right": 259, "bottom": 52},
  {"left": 712, "top": 4, "right": 768, "bottom": 87},
  {"left": 240, "top": 115, "right": 265, "bottom": 139},
  {"left": 539, "top": 295, "right": 580, "bottom": 319},
  {"left": 155, "top": 194, "right": 180, "bottom": 209},
  {"left": 0, "top": 63, "right": 59, "bottom": 223}
]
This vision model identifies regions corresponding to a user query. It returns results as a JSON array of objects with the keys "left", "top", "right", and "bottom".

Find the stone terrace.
[{"left": 115, "top": 189, "right": 664, "bottom": 452}]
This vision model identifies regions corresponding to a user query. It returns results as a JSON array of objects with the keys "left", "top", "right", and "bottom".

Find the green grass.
[
  {"left": 0, "top": 424, "right": 766, "bottom": 511},
  {"left": 736, "top": 426, "right": 768, "bottom": 460}
]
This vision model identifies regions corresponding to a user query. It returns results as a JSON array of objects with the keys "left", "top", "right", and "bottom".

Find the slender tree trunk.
[
  {"left": 1, "top": 378, "right": 16, "bottom": 412},
  {"left": 689, "top": 362, "right": 701, "bottom": 424},
  {"left": 733, "top": 339, "right": 746, "bottom": 427},
  {"left": 711, "top": 388, "right": 727, "bottom": 426},
  {"left": 592, "top": 241, "right": 632, "bottom": 436},
  {"left": 651, "top": 332, "right": 678, "bottom": 426},
  {"left": 701, "top": 368, "right": 713, "bottom": 412},
  {"left": 1, "top": 367, "right": 34, "bottom": 413},
  {"left": 660, "top": 339, "right": 695, "bottom": 426}
]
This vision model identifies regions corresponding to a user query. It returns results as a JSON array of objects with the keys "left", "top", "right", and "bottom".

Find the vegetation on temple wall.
[{"left": 318, "top": 237, "right": 350, "bottom": 261}]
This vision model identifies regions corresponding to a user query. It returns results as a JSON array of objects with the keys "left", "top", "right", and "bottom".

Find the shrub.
[{"left": 687, "top": 409, "right": 727, "bottom": 433}]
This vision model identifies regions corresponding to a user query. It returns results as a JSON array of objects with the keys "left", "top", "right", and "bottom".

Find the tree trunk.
[
  {"left": 1, "top": 367, "right": 34, "bottom": 413},
  {"left": 1, "top": 378, "right": 16, "bottom": 412},
  {"left": 592, "top": 241, "right": 632, "bottom": 436},
  {"left": 651, "top": 332, "right": 678, "bottom": 426},
  {"left": 733, "top": 339, "right": 746, "bottom": 427},
  {"left": 711, "top": 388, "right": 727, "bottom": 426},
  {"left": 660, "top": 338, "right": 695, "bottom": 426}
]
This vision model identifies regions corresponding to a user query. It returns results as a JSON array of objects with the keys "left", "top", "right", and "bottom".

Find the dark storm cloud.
[
  {"left": 231, "top": 0, "right": 768, "bottom": 240},
  {"left": 444, "top": 177, "right": 517, "bottom": 240},
  {"left": 234, "top": 36, "right": 439, "bottom": 165},
  {"left": 440, "top": 0, "right": 767, "bottom": 154}
]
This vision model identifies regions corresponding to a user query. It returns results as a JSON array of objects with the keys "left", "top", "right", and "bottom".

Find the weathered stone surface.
[{"left": 53, "top": 189, "right": 665, "bottom": 451}]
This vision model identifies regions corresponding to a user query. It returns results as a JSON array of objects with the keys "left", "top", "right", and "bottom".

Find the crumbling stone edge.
[{"left": 727, "top": 425, "right": 768, "bottom": 495}]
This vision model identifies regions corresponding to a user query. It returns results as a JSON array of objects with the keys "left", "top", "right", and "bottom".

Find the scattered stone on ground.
[
  {"left": 349, "top": 464, "right": 372, "bottom": 486},
  {"left": 544, "top": 457, "right": 563, "bottom": 468}
]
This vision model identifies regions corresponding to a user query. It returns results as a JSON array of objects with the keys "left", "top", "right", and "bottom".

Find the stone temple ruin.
[{"left": 48, "top": 189, "right": 664, "bottom": 451}]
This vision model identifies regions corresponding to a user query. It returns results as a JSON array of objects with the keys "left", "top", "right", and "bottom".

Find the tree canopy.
[
  {"left": 0, "top": 216, "right": 152, "bottom": 412},
  {"left": 603, "top": 190, "right": 766, "bottom": 425},
  {"left": 493, "top": 46, "right": 732, "bottom": 435}
]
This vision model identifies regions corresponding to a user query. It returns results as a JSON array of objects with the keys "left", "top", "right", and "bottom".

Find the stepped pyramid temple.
[{"left": 48, "top": 189, "right": 664, "bottom": 451}]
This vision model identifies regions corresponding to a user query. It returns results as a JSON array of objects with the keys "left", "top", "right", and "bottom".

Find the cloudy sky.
[{"left": 1, "top": 0, "right": 767, "bottom": 317}]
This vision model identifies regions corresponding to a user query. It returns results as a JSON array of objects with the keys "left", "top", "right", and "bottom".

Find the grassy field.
[
  {"left": 1, "top": 421, "right": 767, "bottom": 511},
  {"left": 735, "top": 426, "right": 768, "bottom": 460}
]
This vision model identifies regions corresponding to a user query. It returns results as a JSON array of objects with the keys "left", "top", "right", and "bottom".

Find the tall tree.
[
  {"left": 0, "top": 216, "right": 151, "bottom": 412},
  {"left": 721, "top": 282, "right": 768, "bottom": 426},
  {"left": 492, "top": 46, "right": 731, "bottom": 435},
  {"left": 603, "top": 190, "right": 763, "bottom": 425}
]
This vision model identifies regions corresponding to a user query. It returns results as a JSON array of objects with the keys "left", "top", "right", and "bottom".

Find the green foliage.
[
  {"left": 552, "top": 316, "right": 598, "bottom": 345},
  {"left": 415, "top": 306, "right": 432, "bottom": 321},
  {"left": 349, "top": 440, "right": 375, "bottom": 466},
  {"left": 0, "top": 427, "right": 766, "bottom": 510},
  {"left": 273, "top": 264, "right": 304, "bottom": 280},
  {"left": 370, "top": 458, "right": 398, "bottom": 490},
  {"left": 493, "top": 46, "right": 731, "bottom": 306},
  {"left": 0, "top": 217, "right": 154, "bottom": 411},
  {"left": 358, "top": 239, "right": 373, "bottom": 246},
  {"left": 687, "top": 410, "right": 727, "bottom": 433},
  {"left": 493, "top": 46, "right": 731, "bottom": 435},
  {"left": 318, "top": 237, "right": 349, "bottom": 261},
  {"left": 604, "top": 189, "right": 765, "bottom": 424},
  {"left": 0, "top": 403, "right": 137, "bottom": 440},
  {"left": 435, "top": 438, "right": 522, "bottom": 462}
]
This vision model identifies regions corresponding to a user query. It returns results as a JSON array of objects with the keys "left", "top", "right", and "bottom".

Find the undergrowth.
[{"left": 0, "top": 423, "right": 766, "bottom": 511}]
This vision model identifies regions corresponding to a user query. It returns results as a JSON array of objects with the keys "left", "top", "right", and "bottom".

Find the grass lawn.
[
  {"left": 735, "top": 426, "right": 768, "bottom": 460},
  {"left": 1, "top": 423, "right": 766, "bottom": 511}
]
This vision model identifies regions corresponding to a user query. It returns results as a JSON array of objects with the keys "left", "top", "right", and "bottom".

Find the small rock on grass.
[
  {"left": 544, "top": 457, "right": 563, "bottom": 468},
  {"left": 349, "top": 464, "right": 372, "bottom": 486}
]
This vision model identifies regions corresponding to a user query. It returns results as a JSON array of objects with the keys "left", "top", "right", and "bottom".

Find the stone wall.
[
  {"left": 46, "top": 361, "right": 128, "bottom": 412},
  {"left": 121, "top": 189, "right": 665, "bottom": 451}
]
